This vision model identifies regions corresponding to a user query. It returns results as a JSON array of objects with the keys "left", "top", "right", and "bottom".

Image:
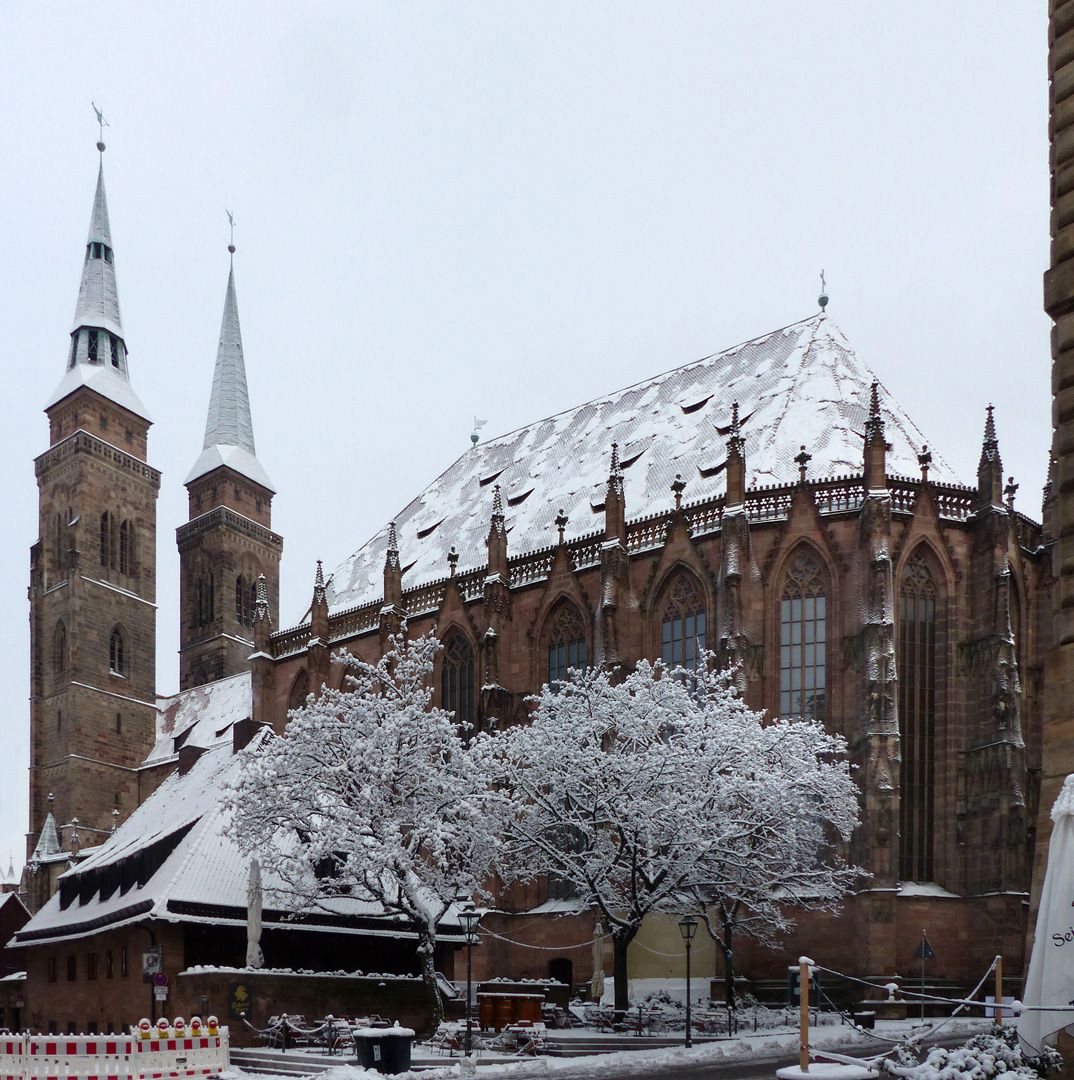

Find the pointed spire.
[
  {"left": 46, "top": 148, "right": 151, "bottom": 421},
  {"left": 186, "top": 249, "right": 275, "bottom": 492},
  {"left": 253, "top": 573, "right": 271, "bottom": 650},
  {"left": 604, "top": 443, "right": 626, "bottom": 543},
  {"left": 725, "top": 401, "right": 746, "bottom": 507},
  {"left": 30, "top": 811, "right": 60, "bottom": 861},
  {"left": 977, "top": 404, "right": 1004, "bottom": 509},
  {"left": 384, "top": 522, "right": 402, "bottom": 608},
  {"left": 863, "top": 380, "right": 888, "bottom": 490},
  {"left": 311, "top": 559, "right": 329, "bottom": 640},
  {"left": 487, "top": 485, "right": 508, "bottom": 577}
]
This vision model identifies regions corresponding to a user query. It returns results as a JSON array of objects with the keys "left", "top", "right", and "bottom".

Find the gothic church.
[{"left": 16, "top": 142, "right": 1051, "bottom": 1026}]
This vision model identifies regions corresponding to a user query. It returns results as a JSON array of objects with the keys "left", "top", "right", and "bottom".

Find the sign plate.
[
  {"left": 152, "top": 972, "right": 169, "bottom": 987},
  {"left": 153, "top": 986, "right": 168, "bottom": 1001}
]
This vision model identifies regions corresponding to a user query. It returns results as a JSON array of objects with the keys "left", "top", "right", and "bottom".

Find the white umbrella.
[
  {"left": 246, "top": 857, "right": 264, "bottom": 970},
  {"left": 1019, "top": 775, "right": 1074, "bottom": 1054},
  {"left": 591, "top": 920, "right": 605, "bottom": 1003}
]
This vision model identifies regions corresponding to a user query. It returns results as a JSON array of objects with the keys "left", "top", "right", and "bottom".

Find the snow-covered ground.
[{"left": 230, "top": 1017, "right": 993, "bottom": 1079}]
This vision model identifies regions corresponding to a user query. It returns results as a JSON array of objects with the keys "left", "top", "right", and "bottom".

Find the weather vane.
[
  {"left": 91, "top": 101, "right": 109, "bottom": 152},
  {"left": 226, "top": 209, "right": 236, "bottom": 255}
]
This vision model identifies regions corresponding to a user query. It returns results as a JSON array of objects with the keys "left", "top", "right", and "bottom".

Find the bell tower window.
[
  {"left": 109, "top": 628, "right": 126, "bottom": 677},
  {"left": 87, "top": 331, "right": 98, "bottom": 364}
]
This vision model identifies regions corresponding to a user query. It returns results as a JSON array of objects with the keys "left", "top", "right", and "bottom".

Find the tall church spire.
[
  {"left": 185, "top": 253, "right": 275, "bottom": 492},
  {"left": 45, "top": 148, "right": 150, "bottom": 422}
]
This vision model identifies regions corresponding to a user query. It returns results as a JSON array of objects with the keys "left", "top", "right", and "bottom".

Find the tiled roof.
[{"left": 323, "top": 313, "right": 957, "bottom": 616}]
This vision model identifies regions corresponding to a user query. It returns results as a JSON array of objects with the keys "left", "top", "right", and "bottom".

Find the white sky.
[{"left": 1, "top": 3, "right": 1051, "bottom": 873}]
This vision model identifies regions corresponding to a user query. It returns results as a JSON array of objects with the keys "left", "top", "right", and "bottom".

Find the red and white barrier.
[{"left": 0, "top": 1024, "right": 228, "bottom": 1080}]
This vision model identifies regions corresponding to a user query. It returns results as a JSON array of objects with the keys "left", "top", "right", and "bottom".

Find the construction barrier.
[{"left": 0, "top": 1025, "right": 228, "bottom": 1080}]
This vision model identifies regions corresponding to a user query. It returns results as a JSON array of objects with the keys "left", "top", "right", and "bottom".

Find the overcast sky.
[{"left": 1, "top": 3, "right": 1051, "bottom": 872}]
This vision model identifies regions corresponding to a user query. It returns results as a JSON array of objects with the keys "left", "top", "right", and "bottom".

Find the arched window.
[
  {"left": 898, "top": 555, "right": 938, "bottom": 881},
  {"left": 109, "top": 628, "right": 126, "bottom": 677},
  {"left": 194, "top": 572, "right": 214, "bottom": 627},
  {"left": 99, "top": 511, "right": 114, "bottom": 569},
  {"left": 235, "top": 575, "right": 255, "bottom": 628},
  {"left": 779, "top": 550, "right": 827, "bottom": 721},
  {"left": 661, "top": 573, "right": 707, "bottom": 670},
  {"left": 546, "top": 604, "right": 587, "bottom": 686},
  {"left": 288, "top": 669, "right": 309, "bottom": 711},
  {"left": 118, "top": 520, "right": 132, "bottom": 575},
  {"left": 53, "top": 622, "right": 67, "bottom": 674},
  {"left": 441, "top": 633, "right": 476, "bottom": 732}
]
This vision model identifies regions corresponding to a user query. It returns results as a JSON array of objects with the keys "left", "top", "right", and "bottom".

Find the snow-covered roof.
[
  {"left": 323, "top": 313, "right": 958, "bottom": 615},
  {"left": 16, "top": 733, "right": 395, "bottom": 946},
  {"left": 29, "top": 813, "right": 60, "bottom": 862},
  {"left": 45, "top": 361, "right": 151, "bottom": 422},
  {"left": 185, "top": 264, "right": 275, "bottom": 492},
  {"left": 149, "top": 671, "right": 252, "bottom": 764}
]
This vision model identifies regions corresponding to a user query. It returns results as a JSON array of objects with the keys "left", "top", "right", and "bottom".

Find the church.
[{"left": 12, "top": 139, "right": 1051, "bottom": 1031}]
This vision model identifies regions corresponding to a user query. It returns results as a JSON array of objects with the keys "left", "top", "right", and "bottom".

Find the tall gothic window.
[
  {"left": 442, "top": 633, "right": 476, "bottom": 732},
  {"left": 109, "top": 628, "right": 126, "bottom": 677},
  {"left": 1008, "top": 567, "right": 1023, "bottom": 680},
  {"left": 898, "top": 555, "right": 937, "bottom": 881},
  {"left": 195, "top": 572, "right": 214, "bottom": 627},
  {"left": 235, "top": 575, "right": 256, "bottom": 628},
  {"left": 99, "top": 511, "right": 114, "bottom": 569},
  {"left": 779, "top": 550, "right": 827, "bottom": 721},
  {"left": 661, "top": 574, "right": 707, "bottom": 670},
  {"left": 53, "top": 622, "right": 67, "bottom": 675},
  {"left": 547, "top": 604, "right": 587, "bottom": 686},
  {"left": 288, "top": 670, "right": 309, "bottom": 711},
  {"left": 119, "top": 520, "right": 132, "bottom": 575}
]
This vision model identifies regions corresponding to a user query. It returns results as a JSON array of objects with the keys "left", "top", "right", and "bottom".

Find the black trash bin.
[{"left": 352, "top": 1023, "right": 415, "bottom": 1075}]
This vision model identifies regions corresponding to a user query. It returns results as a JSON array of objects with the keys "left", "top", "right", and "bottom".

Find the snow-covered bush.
[{"left": 879, "top": 1026, "right": 1062, "bottom": 1079}]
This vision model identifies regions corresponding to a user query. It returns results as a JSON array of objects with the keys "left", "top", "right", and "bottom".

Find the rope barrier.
[{"left": 477, "top": 926, "right": 600, "bottom": 951}]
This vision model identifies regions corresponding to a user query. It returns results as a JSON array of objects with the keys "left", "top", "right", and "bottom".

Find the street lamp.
[
  {"left": 459, "top": 903, "right": 480, "bottom": 1057},
  {"left": 678, "top": 915, "right": 698, "bottom": 1049}
]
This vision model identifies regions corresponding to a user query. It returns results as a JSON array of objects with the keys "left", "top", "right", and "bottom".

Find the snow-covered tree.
[
  {"left": 690, "top": 712, "right": 862, "bottom": 1008},
  {"left": 225, "top": 629, "right": 501, "bottom": 1029},
  {"left": 489, "top": 657, "right": 861, "bottom": 1016}
]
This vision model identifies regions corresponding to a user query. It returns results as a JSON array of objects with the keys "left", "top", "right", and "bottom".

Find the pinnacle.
[
  {"left": 387, "top": 521, "right": 399, "bottom": 553},
  {"left": 609, "top": 442, "right": 622, "bottom": 478},
  {"left": 869, "top": 380, "right": 881, "bottom": 421},
  {"left": 491, "top": 484, "right": 504, "bottom": 518},
  {"left": 979, "top": 403, "right": 1001, "bottom": 470}
]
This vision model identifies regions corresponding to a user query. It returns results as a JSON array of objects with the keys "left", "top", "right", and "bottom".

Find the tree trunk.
[
  {"left": 611, "top": 928, "right": 637, "bottom": 1018},
  {"left": 417, "top": 929, "right": 444, "bottom": 1032},
  {"left": 721, "top": 924, "right": 736, "bottom": 1011}
]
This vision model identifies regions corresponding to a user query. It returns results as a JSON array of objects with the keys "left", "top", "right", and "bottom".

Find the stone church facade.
[{"left": 23, "top": 141, "right": 1051, "bottom": 1004}]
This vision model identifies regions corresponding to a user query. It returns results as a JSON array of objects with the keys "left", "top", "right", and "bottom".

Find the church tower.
[
  {"left": 28, "top": 142, "right": 160, "bottom": 856},
  {"left": 177, "top": 243, "right": 281, "bottom": 690}
]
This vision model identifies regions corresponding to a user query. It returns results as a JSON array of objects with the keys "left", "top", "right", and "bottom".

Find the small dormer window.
[{"left": 87, "top": 330, "right": 98, "bottom": 363}]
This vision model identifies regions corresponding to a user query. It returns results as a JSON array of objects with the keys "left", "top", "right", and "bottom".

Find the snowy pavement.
[{"left": 227, "top": 1017, "right": 992, "bottom": 1079}]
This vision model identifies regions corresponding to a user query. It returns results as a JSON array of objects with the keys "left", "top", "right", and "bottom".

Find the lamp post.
[
  {"left": 678, "top": 915, "right": 698, "bottom": 1049},
  {"left": 459, "top": 904, "right": 480, "bottom": 1057}
]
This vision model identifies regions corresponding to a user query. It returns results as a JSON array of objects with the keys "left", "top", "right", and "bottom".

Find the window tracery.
[
  {"left": 441, "top": 632, "right": 476, "bottom": 732},
  {"left": 779, "top": 550, "right": 827, "bottom": 721},
  {"left": 546, "top": 603, "right": 586, "bottom": 686},
  {"left": 660, "top": 573, "right": 706, "bottom": 670}
]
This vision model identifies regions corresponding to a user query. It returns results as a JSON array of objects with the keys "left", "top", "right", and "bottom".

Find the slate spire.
[
  {"left": 185, "top": 252, "right": 275, "bottom": 492},
  {"left": 46, "top": 149, "right": 151, "bottom": 421}
]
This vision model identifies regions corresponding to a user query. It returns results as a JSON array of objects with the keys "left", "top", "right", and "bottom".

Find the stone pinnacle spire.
[
  {"left": 45, "top": 150, "right": 150, "bottom": 421},
  {"left": 185, "top": 254, "right": 275, "bottom": 492}
]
